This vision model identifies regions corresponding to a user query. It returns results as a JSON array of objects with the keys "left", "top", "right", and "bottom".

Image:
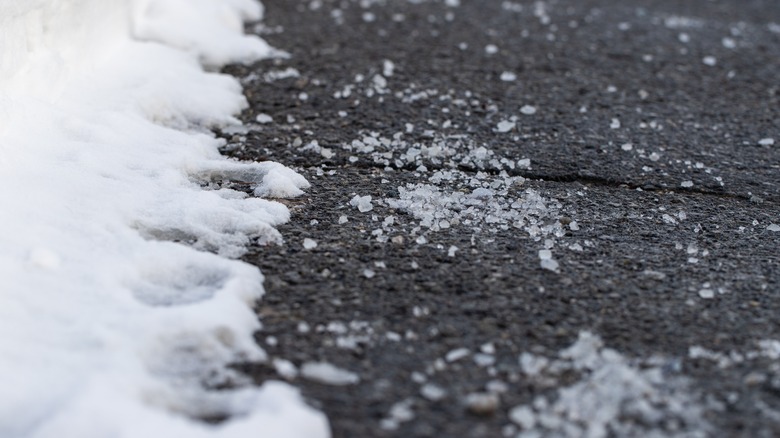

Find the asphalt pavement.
[{"left": 218, "top": 0, "right": 780, "bottom": 436}]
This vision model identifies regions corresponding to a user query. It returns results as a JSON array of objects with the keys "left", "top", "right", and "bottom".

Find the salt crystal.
[
  {"left": 681, "top": 181, "right": 694, "bottom": 188},
  {"left": 702, "top": 56, "right": 717, "bottom": 66},
  {"left": 758, "top": 138, "right": 775, "bottom": 146},
  {"left": 621, "top": 143, "right": 633, "bottom": 151},
  {"left": 722, "top": 37, "right": 736, "bottom": 49},
  {"left": 500, "top": 71, "right": 517, "bottom": 81},
  {"left": 540, "top": 259, "right": 559, "bottom": 272},
  {"left": 350, "top": 195, "right": 374, "bottom": 212},
  {"left": 496, "top": 120, "right": 516, "bottom": 133},
  {"left": 301, "top": 362, "right": 359, "bottom": 385},
  {"left": 303, "top": 238, "right": 318, "bottom": 250},
  {"left": 445, "top": 348, "right": 471, "bottom": 362},
  {"left": 474, "top": 353, "right": 495, "bottom": 367},
  {"left": 411, "top": 372, "right": 427, "bottom": 383},
  {"left": 273, "top": 358, "right": 299, "bottom": 379},
  {"left": 486, "top": 380, "right": 508, "bottom": 393},
  {"left": 383, "top": 59, "right": 395, "bottom": 77},
  {"left": 517, "top": 158, "right": 531, "bottom": 168},
  {"left": 538, "top": 249, "right": 552, "bottom": 260},
  {"left": 698, "top": 289, "right": 715, "bottom": 299},
  {"left": 448, "top": 246, "right": 459, "bottom": 257},
  {"left": 485, "top": 44, "right": 499, "bottom": 54},
  {"left": 363, "top": 269, "right": 376, "bottom": 279},
  {"left": 338, "top": 215, "right": 349, "bottom": 224},
  {"left": 767, "top": 224, "right": 780, "bottom": 232},
  {"left": 520, "top": 105, "right": 537, "bottom": 115},
  {"left": 568, "top": 221, "right": 580, "bottom": 231},
  {"left": 610, "top": 118, "right": 621, "bottom": 129},
  {"left": 420, "top": 384, "right": 447, "bottom": 401},
  {"left": 509, "top": 405, "right": 537, "bottom": 429},
  {"left": 255, "top": 113, "right": 273, "bottom": 123}
]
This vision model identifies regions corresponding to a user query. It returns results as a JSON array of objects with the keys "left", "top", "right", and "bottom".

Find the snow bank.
[{"left": 0, "top": 1, "right": 325, "bottom": 437}]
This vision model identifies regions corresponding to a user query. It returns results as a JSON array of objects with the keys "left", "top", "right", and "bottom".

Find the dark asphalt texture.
[{"left": 218, "top": 0, "right": 780, "bottom": 436}]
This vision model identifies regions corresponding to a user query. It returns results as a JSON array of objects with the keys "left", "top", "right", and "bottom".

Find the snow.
[{"left": 0, "top": 1, "right": 324, "bottom": 437}]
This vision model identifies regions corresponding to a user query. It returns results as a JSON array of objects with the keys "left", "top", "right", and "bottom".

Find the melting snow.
[{"left": 0, "top": 1, "right": 324, "bottom": 437}]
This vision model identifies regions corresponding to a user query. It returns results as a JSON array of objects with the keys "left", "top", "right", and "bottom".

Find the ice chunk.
[
  {"left": 767, "top": 224, "right": 780, "bottom": 232},
  {"left": 303, "top": 238, "right": 318, "bottom": 250}
]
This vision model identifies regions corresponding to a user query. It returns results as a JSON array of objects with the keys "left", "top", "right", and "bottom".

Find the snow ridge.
[{"left": 0, "top": 1, "right": 324, "bottom": 437}]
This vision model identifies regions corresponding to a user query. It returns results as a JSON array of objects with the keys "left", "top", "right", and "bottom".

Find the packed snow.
[{"left": 0, "top": 1, "right": 325, "bottom": 437}]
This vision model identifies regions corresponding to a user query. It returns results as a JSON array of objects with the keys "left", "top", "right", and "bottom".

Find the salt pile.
[{"left": 0, "top": 1, "right": 325, "bottom": 436}]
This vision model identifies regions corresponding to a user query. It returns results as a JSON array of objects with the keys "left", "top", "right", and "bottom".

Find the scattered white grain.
[
  {"left": 758, "top": 138, "right": 775, "bottom": 146},
  {"left": 509, "top": 405, "right": 537, "bottom": 429},
  {"left": 420, "top": 384, "right": 447, "bottom": 401},
  {"left": 303, "top": 238, "right": 318, "bottom": 250},
  {"left": 255, "top": 113, "right": 273, "bottom": 123},
  {"left": 621, "top": 143, "right": 633, "bottom": 151},
  {"left": 350, "top": 195, "right": 374, "bottom": 212},
  {"left": 610, "top": 118, "right": 621, "bottom": 129},
  {"left": 681, "top": 181, "right": 694, "bottom": 188},
  {"left": 496, "top": 120, "right": 516, "bottom": 133},
  {"left": 485, "top": 44, "right": 499, "bottom": 54},
  {"left": 301, "top": 362, "right": 360, "bottom": 385},
  {"left": 273, "top": 358, "right": 299, "bottom": 380},
  {"left": 698, "top": 289, "right": 715, "bottom": 299},
  {"left": 500, "top": 71, "right": 517, "bottom": 81},
  {"left": 445, "top": 348, "right": 471, "bottom": 362},
  {"left": 520, "top": 105, "right": 537, "bottom": 115},
  {"left": 702, "top": 56, "right": 717, "bottom": 66}
]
